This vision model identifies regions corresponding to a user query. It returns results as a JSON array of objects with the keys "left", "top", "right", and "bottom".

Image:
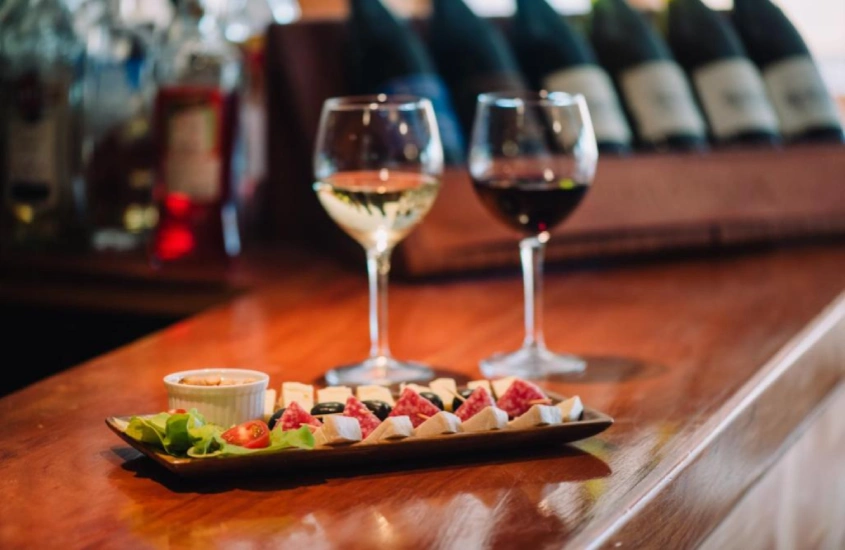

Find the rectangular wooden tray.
[{"left": 105, "top": 396, "right": 613, "bottom": 478}]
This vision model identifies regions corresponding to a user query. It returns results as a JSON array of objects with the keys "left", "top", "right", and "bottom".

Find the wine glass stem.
[
  {"left": 367, "top": 247, "right": 393, "bottom": 363},
  {"left": 520, "top": 232, "right": 550, "bottom": 350}
]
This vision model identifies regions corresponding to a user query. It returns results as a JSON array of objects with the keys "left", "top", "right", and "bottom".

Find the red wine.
[{"left": 472, "top": 177, "right": 589, "bottom": 235}]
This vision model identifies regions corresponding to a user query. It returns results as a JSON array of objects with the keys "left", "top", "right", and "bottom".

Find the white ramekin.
[{"left": 163, "top": 368, "right": 269, "bottom": 428}]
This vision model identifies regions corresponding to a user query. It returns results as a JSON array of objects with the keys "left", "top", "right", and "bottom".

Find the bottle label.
[
  {"left": 762, "top": 55, "right": 843, "bottom": 137},
  {"left": 543, "top": 65, "right": 632, "bottom": 145},
  {"left": 380, "top": 74, "right": 466, "bottom": 164},
  {"left": 620, "top": 60, "right": 707, "bottom": 142},
  {"left": 4, "top": 73, "right": 63, "bottom": 212},
  {"left": 157, "top": 87, "right": 223, "bottom": 202},
  {"left": 693, "top": 58, "right": 780, "bottom": 139}
]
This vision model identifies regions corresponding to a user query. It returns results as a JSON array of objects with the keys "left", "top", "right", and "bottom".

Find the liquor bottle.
[
  {"left": 666, "top": 0, "right": 780, "bottom": 147},
  {"left": 0, "top": 0, "right": 86, "bottom": 250},
  {"left": 83, "top": 0, "right": 158, "bottom": 252},
  {"left": 511, "top": 0, "right": 632, "bottom": 154},
  {"left": 732, "top": 0, "right": 844, "bottom": 143},
  {"left": 427, "top": 0, "right": 528, "bottom": 138},
  {"left": 589, "top": 0, "right": 708, "bottom": 151},
  {"left": 149, "top": 0, "right": 244, "bottom": 267},
  {"left": 347, "top": 0, "right": 465, "bottom": 164}
]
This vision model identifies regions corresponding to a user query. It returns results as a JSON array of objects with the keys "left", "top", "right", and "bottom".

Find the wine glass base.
[
  {"left": 479, "top": 346, "right": 586, "bottom": 380},
  {"left": 323, "top": 356, "right": 435, "bottom": 386}
]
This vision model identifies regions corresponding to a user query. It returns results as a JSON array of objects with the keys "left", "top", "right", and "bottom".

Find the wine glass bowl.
[
  {"left": 313, "top": 94, "right": 444, "bottom": 386},
  {"left": 469, "top": 91, "right": 598, "bottom": 379}
]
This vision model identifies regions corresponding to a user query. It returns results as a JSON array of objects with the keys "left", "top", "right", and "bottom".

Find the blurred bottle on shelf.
[
  {"left": 590, "top": 0, "right": 708, "bottom": 152},
  {"left": 427, "top": 0, "right": 528, "bottom": 138},
  {"left": 149, "top": 0, "right": 244, "bottom": 267},
  {"left": 732, "top": 0, "right": 844, "bottom": 144},
  {"left": 0, "top": 0, "right": 87, "bottom": 251},
  {"left": 82, "top": 0, "right": 158, "bottom": 253},
  {"left": 666, "top": 0, "right": 780, "bottom": 147},
  {"left": 347, "top": 0, "right": 465, "bottom": 164},
  {"left": 511, "top": 0, "right": 633, "bottom": 155}
]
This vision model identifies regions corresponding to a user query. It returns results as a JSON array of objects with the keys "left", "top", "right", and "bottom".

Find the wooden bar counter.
[{"left": 1, "top": 242, "right": 843, "bottom": 549}]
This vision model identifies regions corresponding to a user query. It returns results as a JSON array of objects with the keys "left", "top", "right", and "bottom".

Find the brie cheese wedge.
[
  {"left": 263, "top": 389, "right": 277, "bottom": 422},
  {"left": 491, "top": 376, "right": 518, "bottom": 399},
  {"left": 466, "top": 379, "right": 493, "bottom": 395},
  {"left": 313, "top": 415, "right": 362, "bottom": 447},
  {"left": 317, "top": 386, "right": 352, "bottom": 404},
  {"left": 508, "top": 404, "right": 563, "bottom": 429},
  {"left": 428, "top": 378, "right": 459, "bottom": 411},
  {"left": 415, "top": 411, "right": 462, "bottom": 438},
  {"left": 461, "top": 406, "right": 508, "bottom": 432},
  {"left": 556, "top": 396, "right": 584, "bottom": 422},
  {"left": 361, "top": 416, "right": 414, "bottom": 444}
]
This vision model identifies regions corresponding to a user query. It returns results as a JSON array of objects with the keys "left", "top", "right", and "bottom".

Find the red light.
[
  {"left": 154, "top": 224, "right": 195, "bottom": 260},
  {"left": 164, "top": 194, "right": 192, "bottom": 218}
]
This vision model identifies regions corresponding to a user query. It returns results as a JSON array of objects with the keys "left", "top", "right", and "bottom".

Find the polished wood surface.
[{"left": 0, "top": 243, "right": 843, "bottom": 548}]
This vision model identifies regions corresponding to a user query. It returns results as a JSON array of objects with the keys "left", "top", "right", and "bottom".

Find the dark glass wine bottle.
[
  {"left": 511, "top": 0, "right": 632, "bottom": 154},
  {"left": 347, "top": 0, "right": 465, "bottom": 164},
  {"left": 590, "top": 0, "right": 708, "bottom": 151},
  {"left": 667, "top": 0, "right": 780, "bottom": 147},
  {"left": 427, "top": 0, "right": 528, "bottom": 138},
  {"left": 732, "top": 0, "right": 844, "bottom": 143}
]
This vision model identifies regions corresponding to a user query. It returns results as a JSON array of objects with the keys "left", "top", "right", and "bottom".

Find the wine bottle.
[
  {"left": 347, "top": 0, "right": 465, "bottom": 164},
  {"left": 732, "top": 0, "right": 844, "bottom": 143},
  {"left": 511, "top": 0, "right": 632, "bottom": 154},
  {"left": 589, "top": 0, "right": 708, "bottom": 151},
  {"left": 0, "top": 0, "right": 86, "bottom": 250},
  {"left": 150, "top": 0, "right": 244, "bottom": 267},
  {"left": 427, "top": 0, "right": 528, "bottom": 138},
  {"left": 666, "top": 0, "right": 780, "bottom": 146}
]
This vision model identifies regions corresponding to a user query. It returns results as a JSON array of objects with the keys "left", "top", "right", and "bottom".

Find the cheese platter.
[{"left": 106, "top": 374, "right": 613, "bottom": 478}]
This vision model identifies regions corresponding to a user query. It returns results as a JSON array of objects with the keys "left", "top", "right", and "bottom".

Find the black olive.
[
  {"left": 268, "top": 408, "right": 285, "bottom": 430},
  {"left": 363, "top": 400, "right": 392, "bottom": 420},
  {"left": 451, "top": 388, "right": 474, "bottom": 412},
  {"left": 420, "top": 391, "right": 444, "bottom": 410},
  {"left": 311, "top": 402, "right": 345, "bottom": 416}
]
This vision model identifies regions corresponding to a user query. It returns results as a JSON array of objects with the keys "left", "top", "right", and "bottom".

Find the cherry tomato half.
[
  {"left": 221, "top": 420, "right": 271, "bottom": 449},
  {"left": 167, "top": 408, "right": 187, "bottom": 414}
]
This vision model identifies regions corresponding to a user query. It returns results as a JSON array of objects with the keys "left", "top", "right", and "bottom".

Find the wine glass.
[
  {"left": 313, "top": 94, "right": 444, "bottom": 386},
  {"left": 469, "top": 91, "right": 598, "bottom": 379}
]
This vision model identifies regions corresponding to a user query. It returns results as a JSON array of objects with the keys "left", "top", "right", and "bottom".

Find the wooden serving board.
[{"left": 105, "top": 395, "right": 613, "bottom": 479}]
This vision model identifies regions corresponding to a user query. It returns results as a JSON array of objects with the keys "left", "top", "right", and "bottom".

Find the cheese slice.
[
  {"left": 429, "top": 378, "right": 459, "bottom": 411},
  {"left": 313, "top": 415, "right": 362, "bottom": 447},
  {"left": 415, "top": 411, "right": 462, "bottom": 438},
  {"left": 356, "top": 385, "right": 395, "bottom": 406},
  {"left": 467, "top": 379, "right": 493, "bottom": 395},
  {"left": 263, "top": 389, "right": 277, "bottom": 422},
  {"left": 360, "top": 416, "right": 414, "bottom": 444},
  {"left": 556, "top": 396, "right": 584, "bottom": 422},
  {"left": 316, "top": 386, "right": 352, "bottom": 404},
  {"left": 461, "top": 406, "right": 508, "bottom": 432},
  {"left": 281, "top": 382, "right": 315, "bottom": 411},
  {"left": 491, "top": 376, "right": 518, "bottom": 399},
  {"left": 508, "top": 404, "right": 563, "bottom": 429}
]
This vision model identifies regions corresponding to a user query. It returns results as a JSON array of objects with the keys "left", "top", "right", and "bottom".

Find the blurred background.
[{"left": 0, "top": 0, "right": 843, "bottom": 395}]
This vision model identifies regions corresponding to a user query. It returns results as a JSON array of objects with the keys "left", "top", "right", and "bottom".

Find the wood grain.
[{"left": 0, "top": 243, "right": 843, "bottom": 548}]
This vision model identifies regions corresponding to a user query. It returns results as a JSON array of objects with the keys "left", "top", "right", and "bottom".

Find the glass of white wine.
[{"left": 313, "top": 95, "right": 444, "bottom": 386}]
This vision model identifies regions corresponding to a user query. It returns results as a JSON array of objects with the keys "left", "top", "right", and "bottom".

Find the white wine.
[{"left": 314, "top": 171, "right": 440, "bottom": 250}]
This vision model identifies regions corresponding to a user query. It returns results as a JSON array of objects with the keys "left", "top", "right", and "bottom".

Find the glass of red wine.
[
  {"left": 313, "top": 95, "right": 444, "bottom": 386},
  {"left": 469, "top": 91, "right": 598, "bottom": 379}
]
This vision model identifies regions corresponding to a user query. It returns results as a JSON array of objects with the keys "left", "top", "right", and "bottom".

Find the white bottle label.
[
  {"left": 762, "top": 55, "right": 843, "bottom": 137},
  {"left": 5, "top": 113, "right": 59, "bottom": 211},
  {"left": 543, "top": 65, "right": 632, "bottom": 145},
  {"left": 620, "top": 60, "right": 706, "bottom": 142},
  {"left": 693, "top": 58, "right": 780, "bottom": 139},
  {"left": 165, "top": 106, "right": 221, "bottom": 201}
]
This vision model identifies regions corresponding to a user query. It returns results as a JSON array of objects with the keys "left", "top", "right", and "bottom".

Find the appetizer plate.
[{"left": 105, "top": 392, "right": 613, "bottom": 478}]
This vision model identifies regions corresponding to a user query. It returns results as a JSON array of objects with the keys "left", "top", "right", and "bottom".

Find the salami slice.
[
  {"left": 454, "top": 386, "right": 495, "bottom": 422},
  {"left": 343, "top": 396, "right": 382, "bottom": 439},
  {"left": 389, "top": 387, "right": 442, "bottom": 428},
  {"left": 496, "top": 379, "right": 547, "bottom": 418},
  {"left": 279, "top": 401, "right": 322, "bottom": 431}
]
